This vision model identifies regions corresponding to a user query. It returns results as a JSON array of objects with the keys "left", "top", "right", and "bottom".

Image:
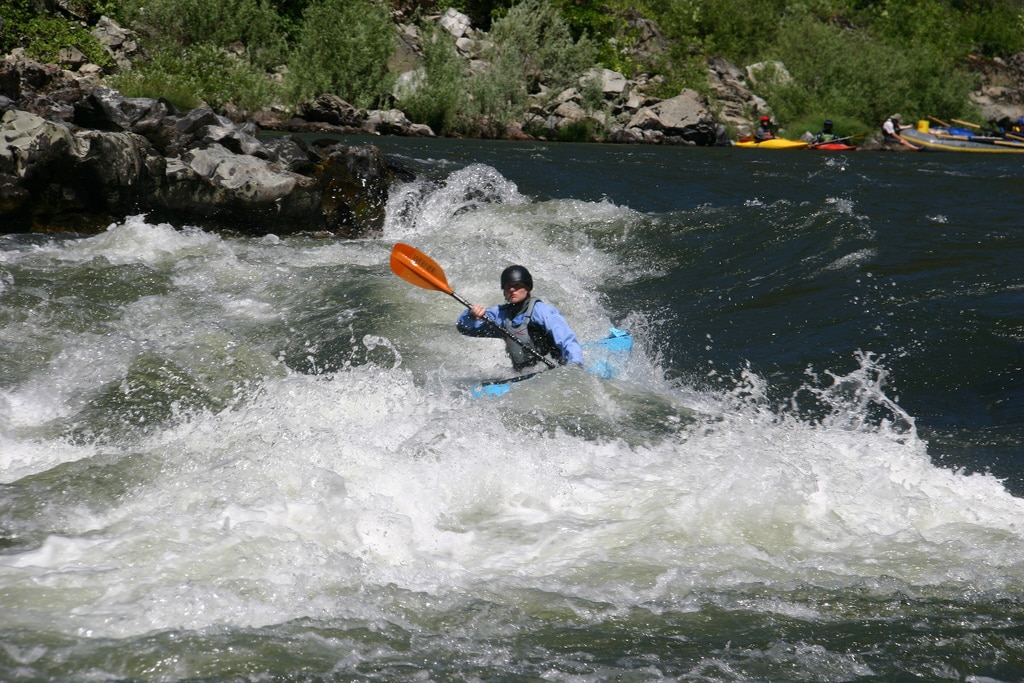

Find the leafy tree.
[
  {"left": 954, "top": 0, "right": 1024, "bottom": 56},
  {"left": 488, "top": 0, "right": 596, "bottom": 93},
  {"left": 764, "top": 13, "right": 977, "bottom": 127},
  {"left": 286, "top": 0, "right": 396, "bottom": 108},
  {"left": 645, "top": 0, "right": 788, "bottom": 64},
  {"left": 399, "top": 25, "right": 465, "bottom": 135},
  {"left": 457, "top": 0, "right": 596, "bottom": 134}
]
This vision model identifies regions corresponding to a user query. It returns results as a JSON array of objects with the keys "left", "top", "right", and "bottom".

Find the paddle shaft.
[
  {"left": 811, "top": 134, "right": 855, "bottom": 146},
  {"left": 389, "top": 243, "right": 556, "bottom": 369},
  {"left": 452, "top": 291, "right": 557, "bottom": 369}
]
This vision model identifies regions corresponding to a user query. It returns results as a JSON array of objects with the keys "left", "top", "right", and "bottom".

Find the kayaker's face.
[{"left": 503, "top": 282, "right": 529, "bottom": 304}]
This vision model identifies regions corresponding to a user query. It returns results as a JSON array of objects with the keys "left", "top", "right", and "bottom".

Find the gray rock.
[
  {"left": 90, "top": 16, "right": 139, "bottom": 69},
  {"left": 440, "top": 8, "right": 472, "bottom": 38},
  {"left": 1, "top": 110, "right": 75, "bottom": 177},
  {"left": 581, "top": 68, "right": 629, "bottom": 98},
  {"left": 1, "top": 99, "right": 403, "bottom": 236},
  {"left": 183, "top": 144, "right": 297, "bottom": 202},
  {"left": 73, "top": 87, "right": 173, "bottom": 132}
]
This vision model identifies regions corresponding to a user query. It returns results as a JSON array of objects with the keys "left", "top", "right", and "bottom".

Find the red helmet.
[{"left": 760, "top": 115, "right": 771, "bottom": 122}]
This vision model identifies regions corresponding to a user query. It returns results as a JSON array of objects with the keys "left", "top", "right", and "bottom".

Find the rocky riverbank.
[
  {"left": 3, "top": 6, "right": 1023, "bottom": 237},
  {"left": 0, "top": 46, "right": 730, "bottom": 237},
  {"left": 1, "top": 53, "right": 420, "bottom": 236}
]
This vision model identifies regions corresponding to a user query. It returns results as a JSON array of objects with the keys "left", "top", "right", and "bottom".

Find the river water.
[{"left": 1, "top": 137, "right": 1022, "bottom": 681}]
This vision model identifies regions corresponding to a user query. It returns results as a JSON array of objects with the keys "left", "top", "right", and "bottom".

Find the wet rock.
[{"left": 0, "top": 69, "right": 406, "bottom": 237}]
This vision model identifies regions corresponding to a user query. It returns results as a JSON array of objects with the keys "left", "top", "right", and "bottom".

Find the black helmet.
[
  {"left": 824, "top": 120, "right": 833, "bottom": 127},
  {"left": 500, "top": 265, "right": 533, "bottom": 290}
]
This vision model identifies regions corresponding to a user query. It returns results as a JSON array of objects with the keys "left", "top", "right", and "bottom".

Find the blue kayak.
[{"left": 471, "top": 328, "right": 633, "bottom": 398}]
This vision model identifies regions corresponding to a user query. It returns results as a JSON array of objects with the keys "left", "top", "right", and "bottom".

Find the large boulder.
[
  {"left": 967, "top": 52, "right": 1024, "bottom": 126},
  {"left": 296, "top": 93, "right": 435, "bottom": 137},
  {"left": 149, "top": 143, "right": 321, "bottom": 233},
  {"left": 313, "top": 143, "right": 394, "bottom": 238},
  {"left": 0, "top": 109, "right": 76, "bottom": 176},
  {"left": 73, "top": 128, "right": 166, "bottom": 206},
  {"left": 581, "top": 68, "right": 629, "bottom": 99},
  {"left": 1, "top": 110, "right": 77, "bottom": 221},
  {"left": 440, "top": 7, "right": 472, "bottom": 38},
  {"left": 0, "top": 109, "right": 165, "bottom": 230},
  {"left": 1, "top": 103, "right": 403, "bottom": 236},
  {"left": 73, "top": 86, "right": 175, "bottom": 133},
  {"left": 626, "top": 89, "right": 728, "bottom": 145}
]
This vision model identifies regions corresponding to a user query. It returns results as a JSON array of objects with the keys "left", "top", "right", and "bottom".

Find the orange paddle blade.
[{"left": 389, "top": 243, "right": 454, "bottom": 295}]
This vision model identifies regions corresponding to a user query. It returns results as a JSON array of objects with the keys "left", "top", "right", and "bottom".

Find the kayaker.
[
  {"left": 457, "top": 265, "right": 583, "bottom": 371},
  {"left": 754, "top": 115, "right": 775, "bottom": 142},
  {"left": 882, "top": 113, "right": 921, "bottom": 150},
  {"left": 814, "top": 120, "right": 837, "bottom": 144}
]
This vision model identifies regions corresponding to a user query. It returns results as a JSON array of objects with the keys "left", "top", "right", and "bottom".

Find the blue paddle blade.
[{"left": 582, "top": 328, "right": 633, "bottom": 380}]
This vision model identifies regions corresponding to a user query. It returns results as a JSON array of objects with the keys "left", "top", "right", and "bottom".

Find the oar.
[
  {"left": 929, "top": 115, "right": 953, "bottom": 128},
  {"left": 950, "top": 117, "right": 1005, "bottom": 137},
  {"left": 951, "top": 118, "right": 981, "bottom": 129},
  {"left": 389, "top": 243, "right": 557, "bottom": 369}
]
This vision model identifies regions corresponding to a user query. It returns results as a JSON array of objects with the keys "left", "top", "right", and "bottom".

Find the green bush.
[
  {"left": 957, "top": 0, "right": 1024, "bottom": 57},
  {"left": 0, "top": 0, "right": 111, "bottom": 66},
  {"left": 491, "top": 0, "right": 597, "bottom": 90},
  {"left": 458, "top": 0, "right": 596, "bottom": 133},
  {"left": 458, "top": 52, "right": 526, "bottom": 136},
  {"left": 399, "top": 26, "right": 465, "bottom": 135},
  {"left": 286, "top": 0, "right": 395, "bottom": 109},
  {"left": 858, "top": 0, "right": 967, "bottom": 56},
  {"left": 110, "top": 42, "right": 280, "bottom": 112},
  {"left": 787, "top": 115, "right": 871, "bottom": 144},
  {"left": 555, "top": 118, "right": 604, "bottom": 142},
  {"left": 763, "top": 14, "right": 977, "bottom": 129},
  {"left": 112, "top": 0, "right": 289, "bottom": 70},
  {"left": 551, "top": 0, "right": 636, "bottom": 72},
  {"left": 646, "top": 0, "right": 788, "bottom": 64}
]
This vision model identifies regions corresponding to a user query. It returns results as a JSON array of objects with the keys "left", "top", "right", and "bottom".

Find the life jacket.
[
  {"left": 882, "top": 118, "right": 900, "bottom": 140},
  {"left": 502, "top": 297, "right": 561, "bottom": 370}
]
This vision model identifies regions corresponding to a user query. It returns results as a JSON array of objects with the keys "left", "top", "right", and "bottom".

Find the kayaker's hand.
[{"left": 469, "top": 303, "right": 487, "bottom": 319}]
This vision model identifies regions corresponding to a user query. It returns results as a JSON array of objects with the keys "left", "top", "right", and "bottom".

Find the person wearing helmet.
[
  {"left": 814, "top": 119, "right": 836, "bottom": 145},
  {"left": 457, "top": 265, "right": 583, "bottom": 371},
  {"left": 754, "top": 114, "right": 775, "bottom": 142}
]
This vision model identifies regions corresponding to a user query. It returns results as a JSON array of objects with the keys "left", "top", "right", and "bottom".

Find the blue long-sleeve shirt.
[{"left": 457, "top": 299, "right": 583, "bottom": 366}]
